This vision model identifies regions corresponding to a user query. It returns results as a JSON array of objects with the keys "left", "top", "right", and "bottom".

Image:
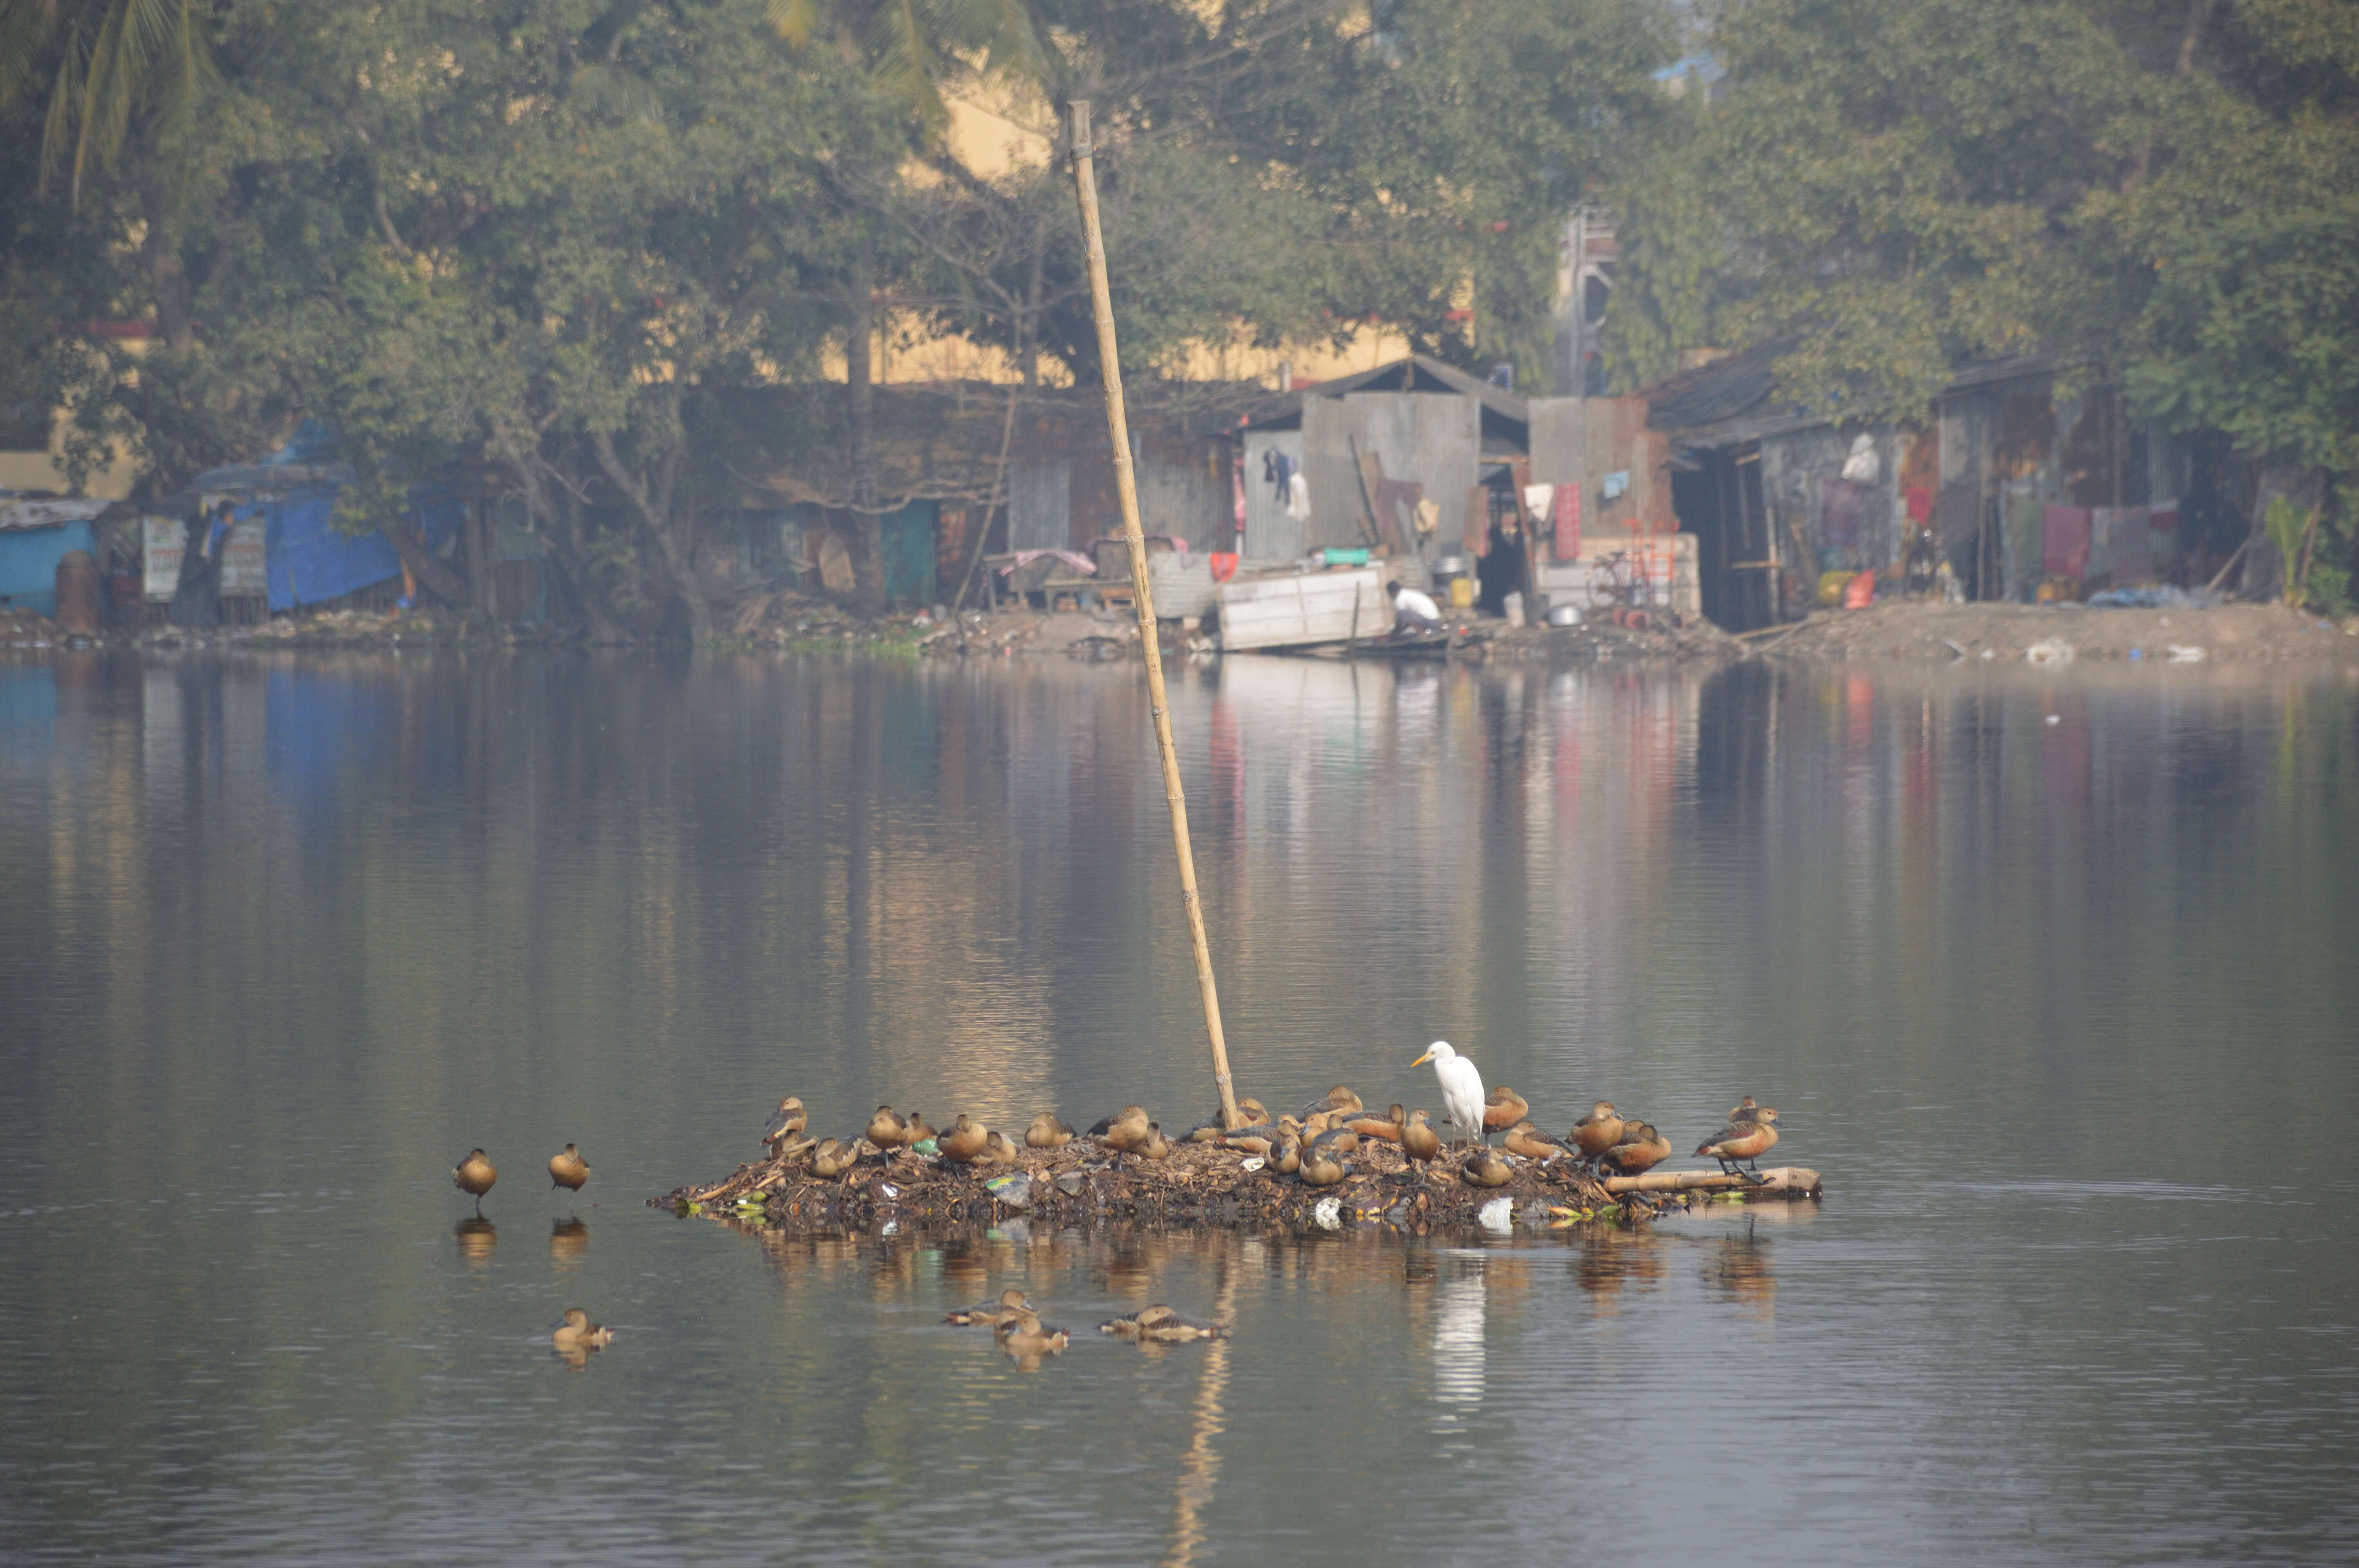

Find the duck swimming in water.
[
  {"left": 1695, "top": 1108, "right": 1779, "bottom": 1181},
  {"left": 994, "top": 1309, "right": 1071, "bottom": 1363},
  {"left": 761, "top": 1097, "right": 808, "bottom": 1154},
  {"left": 945, "top": 1287, "right": 1032, "bottom": 1327},
  {"left": 551, "top": 1307, "right": 614, "bottom": 1352},
  {"left": 1025, "top": 1113, "right": 1076, "bottom": 1149},
  {"left": 1098, "top": 1304, "right": 1227, "bottom": 1342},
  {"left": 453, "top": 1149, "right": 498, "bottom": 1214},
  {"left": 548, "top": 1144, "right": 589, "bottom": 1194}
]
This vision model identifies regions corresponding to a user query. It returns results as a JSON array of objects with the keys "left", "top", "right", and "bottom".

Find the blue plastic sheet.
[{"left": 264, "top": 486, "right": 463, "bottom": 612}]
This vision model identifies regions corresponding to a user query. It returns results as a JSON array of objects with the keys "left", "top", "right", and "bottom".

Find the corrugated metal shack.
[{"left": 1645, "top": 348, "right": 2230, "bottom": 631}]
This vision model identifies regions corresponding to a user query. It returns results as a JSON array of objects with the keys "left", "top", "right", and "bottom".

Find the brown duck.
[
  {"left": 1599, "top": 1122, "right": 1672, "bottom": 1178},
  {"left": 1135, "top": 1123, "right": 1172, "bottom": 1161},
  {"left": 547, "top": 1144, "right": 589, "bottom": 1194},
  {"left": 1462, "top": 1149, "right": 1514, "bottom": 1188},
  {"left": 1296, "top": 1085, "right": 1364, "bottom": 1119},
  {"left": 1265, "top": 1136, "right": 1303, "bottom": 1176},
  {"left": 944, "top": 1287, "right": 1032, "bottom": 1327},
  {"left": 453, "top": 1149, "right": 498, "bottom": 1214},
  {"left": 551, "top": 1307, "right": 614, "bottom": 1351},
  {"left": 808, "top": 1138, "right": 860, "bottom": 1180},
  {"left": 1501, "top": 1121, "right": 1566, "bottom": 1161},
  {"left": 761, "top": 1096, "right": 807, "bottom": 1153},
  {"left": 1099, "top": 1304, "right": 1226, "bottom": 1342},
  {"left": 1309, "top": 1125, "right": 1361, "bottom": 1158},
  {"left": 1025, "top": 1113, "right": 1076, "bottom": 1150},
  {"left": 1482, "top": 1086, "right": 1531, "bottom": 1132},
  {"left": 1345, "top": 1104, "right": 1406, "bottom": 1143},
  {"left": 905, "top": 1111, "right": 936, "bottom": 1144},
  {"left": 1695, "top": 1108, "right": 1779, "bottom": 1180},
  {"left": 1090, "top": 1106, "right": 1152, "bottom": 1152},
  {"left": 982, "top": 1129, "right": 1023, "bottom": 1164},
  {"left": 1569, "top": 1102, "right": 1627, "bottom": 1161},
  {"left": 866, "top": 1106, "right": 914, "bottom": 1151},
  {"left": 1401, "top": 1109, "right": 1443, "bottom": 1168},
  {"left": 1300, "top": 1147, "right": 1349, "bottom": 1187},
  {"left": 936, "top": 1114, "right": 990, "bottom": 1164},
  {"left": 994, "top": 1309, "right": 1071, "bottom": 1360}
]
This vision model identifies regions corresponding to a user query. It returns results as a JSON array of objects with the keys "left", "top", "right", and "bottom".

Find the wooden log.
[{"left": 1603, "top": 1166, "right": 1820, "bottom": 1197}]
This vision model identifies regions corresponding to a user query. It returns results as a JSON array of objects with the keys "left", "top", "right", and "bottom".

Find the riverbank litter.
[{"left": 1754, "top": 600, "right": 2359, "bottom": 664}]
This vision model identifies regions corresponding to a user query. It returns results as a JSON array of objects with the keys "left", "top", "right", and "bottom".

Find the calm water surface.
[{"left": 2, "top": 649, "right": 2356, "bottom": 1564}]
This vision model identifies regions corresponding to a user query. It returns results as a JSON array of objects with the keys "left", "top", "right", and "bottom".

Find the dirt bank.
[{"left": 1754, "top": 600, "right": 2359, "bottom": 664}]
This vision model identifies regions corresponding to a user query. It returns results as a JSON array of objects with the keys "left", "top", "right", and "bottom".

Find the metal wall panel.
[
  {"left": 1007, "top": 457, "right": 1070, "bottom": 552},
  {"left": 1239, "top": 429, "right": 1304, "bottom": 559},
  {"left": 1341, "top": 392, "right": 1480, "bottom": 557}
]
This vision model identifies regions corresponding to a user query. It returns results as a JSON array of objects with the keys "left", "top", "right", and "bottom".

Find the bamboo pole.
[
  {"left": 1067, "top": 102, "right": 1243, "bottom": 1131},
  {"left": 1601, "top": 1166, "right": 1821, "bottom": 1196}
]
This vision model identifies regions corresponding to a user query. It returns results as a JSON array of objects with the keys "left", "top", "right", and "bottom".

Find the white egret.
[{"left": 1410, "top": 1040, "right": 1487, "bottom": 1148}]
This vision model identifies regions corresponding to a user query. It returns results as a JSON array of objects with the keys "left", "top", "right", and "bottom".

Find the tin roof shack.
[
  {"left": 1647, "top": 350, "right": 2222, "bottom": 631},
  {"left": 700, "top": 380, "right": 1259, "bottom": 608},
  {"left": 0, "top": 496, "right": 106, "bottom": 618},
  {"left": 1521, "top": 391, "right": 1695, "bottom": 621},
  {"left": 1237, "top": 356, "right": 1527, "bottom": 570}
]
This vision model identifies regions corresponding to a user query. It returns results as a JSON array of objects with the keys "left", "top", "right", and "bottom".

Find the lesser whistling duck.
[
  {"left": 1100, "top": 1304, "right": 1225, "bottom": 1341},
  {"left": 1296, "top": 1085, "right": 1364, "bottom": 1118},
  {"left": 945, "top": 1287, "right": 1032, "bottom": 1326},
  {"left": 1502, "top": 1121, "right": 1566, "bottom": 1161},
  {"left": 905, "top": 1111, "right": 936, "bottom": 1144},
  {"left": 1345, "top": 1104, "right": 1405, "bottom": 1142},
  {"left": 1462, "top": 1149, "right": 1514, "bottom": 1188},
  {"left": 1233, "top": 1097, "right": 1272, "bottom": 1126},
  {"left": 1570, "top": 1102, "right": 1626, "bottom": 1160},
  {"left": 1599, "top": 1123, "right": 1672, "bottom": 1177},
  {"left": 551, "top": 1307, "right": 614, "bottom": 1351},
  {"left": 994, "top": 1309, "right": 1071, "bottom": 1360},
  {"left": 1482, "top": 1086, "right": 1531, "bottom": 1131},
  {"left": 1026, "top": 1113, "right": 1076, "bottom": 1149},
  {"left": 937, "top": 1114, "right": 989, "bottom": 1164},
  {"left": 1135, "top": 1123, "right": 1172, "bottom": 1161},
  {"left": 1090, "top": 1106, "right": 1151, "bottom": 1152},
  {"left": 982, "top": 1129, "right": 1023, "bottom": 1164},
  {"left": 1300, "top": 1147, "right": 1349, "bottom": 1186},
  {"left": 867, "top": 1106, "right": 913, "bottom": 1150},
  {"left": 1098, "top": 1303, "right": 1175, "bottom": 1337},
  {"left": 548, "top": 1144, "right": 590, "bottom": 1194},
  {"left": 1309, "top": 1125, "right": 1361, "bottom": 1157},
  {"left": 1266, "top": 1136, "right": 1303, "bottom": 1176},
  {"left": 761, "top": 1096, "right": 808, "bottom": 1152},
  {"left": 1401, "top": 1108, "right": 1443, "bottom": 1167},
  {"left": 1180, "top": 1116, "right": 1230, "bottom": 1144},
  {"left": 1221, "top": 1122, "right": 1280, "bottom": 1155},
  {"left": 454, "top": 1149, "right": 498, "bottom": 1213},
  {"left": 809, "top": 1138, "right": 860, "bottom": 1180},
  {"left": 1695, "top": 1108, "right": 1779, "bottom": 1181},
  {"left": 770, "top": 1131, "right": 817, "bottom": 1162},
  {"left": 1727, "top": 1096, "right": 1762, "bottom": 1123}
]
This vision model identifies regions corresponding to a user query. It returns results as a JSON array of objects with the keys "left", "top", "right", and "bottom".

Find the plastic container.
[
  {"left": 1447, "top": 576, "right": 1476, "bottom": 609},
  {"left": 1548, "top": 602, "right": 1581, "bottom": 628},
  {"left": 1433, "top": 552, "right": 1469, "bottom": 581},
  {"left": 1503, "top": 591, "right": 1525, "bottom": 628},
  {"left": 1320, "top": 547, "right": 1370, "bottom": 567}
]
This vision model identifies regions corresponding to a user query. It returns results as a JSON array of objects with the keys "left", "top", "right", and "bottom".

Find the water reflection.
[
  {"left": 451, "top": 1215, "right": 496, "bottom": 1265},
  {"left": 549, "top": 1218, "right": 588, "bottom": 1269},
  {"left": 1428, "top": 1268, "right": 1487, "bottom": 1418}
]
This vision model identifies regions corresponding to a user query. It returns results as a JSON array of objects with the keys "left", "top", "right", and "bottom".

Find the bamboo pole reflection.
[{"left": 1163, "top": 1239, "right": 1237, "bottom": 1568}]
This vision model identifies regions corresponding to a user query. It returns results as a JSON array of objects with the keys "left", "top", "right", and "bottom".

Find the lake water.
[{"left": 2, "top": 648, "right": 2355, "bottom": 1564}]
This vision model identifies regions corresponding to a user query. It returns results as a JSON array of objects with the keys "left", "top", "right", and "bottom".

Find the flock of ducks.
[
  {"left": 728, "top": 1042, "right": 1787, "bottom": 1196},
  {"left": 458, "top": 1042, "right": 1791, "bottom": 1368}
]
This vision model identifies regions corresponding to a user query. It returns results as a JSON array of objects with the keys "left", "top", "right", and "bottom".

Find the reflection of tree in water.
[{"left": 1702, "top": 1218, "right": 1776, "bottom": 1321}]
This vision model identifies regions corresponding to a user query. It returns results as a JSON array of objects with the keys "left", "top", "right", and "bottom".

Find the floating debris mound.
[{"left": 654, "top": 1124, "right": 1812, "bottom": 1235}]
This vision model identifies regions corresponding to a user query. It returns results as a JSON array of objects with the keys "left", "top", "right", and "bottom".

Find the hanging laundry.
[
  {"left": 1905, "top": 486, "right": 1934, "bottom": 524},
  {"left": 1551, "top": 483, "right": 1581, "bottom": 561},
  {"left": 1285, "top": 470, "right": 1310, "bottom": 522},
  {"left": 1521, "top": 483, "right": 1555, "bottom": 520},
  {"left": 1820, "top": 475, "right": 1866, "bottom": 548},
  {"left": 2041, "top": 504, "right": 2092, "bottom": 580}
]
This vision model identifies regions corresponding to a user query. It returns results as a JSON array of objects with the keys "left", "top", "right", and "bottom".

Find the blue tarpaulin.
[{"left": 262, "top": 486, "right": 463, "bottom": 613}]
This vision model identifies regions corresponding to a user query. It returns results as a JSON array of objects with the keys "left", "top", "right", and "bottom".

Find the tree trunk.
[
  {"left": 590, "top": 426, "right": 713, "bottom": 644},
  {"left": 847, "top": 238, "right": 886, "bottom": 617},
  {"left": 464, "top": 499, "right": 502, "bottom": 626},
  {"left": 136, "top": 159, "right": 195, "bottom": 354},
  {"left": 539, "top": 485, "right": 631, "bottom": 643}
]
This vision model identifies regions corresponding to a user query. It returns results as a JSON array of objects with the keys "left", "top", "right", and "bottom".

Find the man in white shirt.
[{"left": 1387, "top": 579, "right": 1443, "bottom": 636}]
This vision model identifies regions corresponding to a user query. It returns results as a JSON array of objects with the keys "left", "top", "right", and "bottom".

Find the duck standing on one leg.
[
  {"left": 1409, "top": 1042, "right": 1488, "bottom": 1148},
  {"left": 454, "top": 1149, "right": 498, "bottom": 1215}
]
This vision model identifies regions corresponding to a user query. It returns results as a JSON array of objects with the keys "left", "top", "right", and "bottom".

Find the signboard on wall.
[
  {"left": 142, "top": 517, "right": 182, "bottom": 601},
  {"left": 219, "top": 518, "right": 267, "bottom": 597}
]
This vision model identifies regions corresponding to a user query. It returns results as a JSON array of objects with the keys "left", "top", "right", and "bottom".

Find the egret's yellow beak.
[{"left": 1410, "top": 1049, "right": 1434, "bottom": 1067}]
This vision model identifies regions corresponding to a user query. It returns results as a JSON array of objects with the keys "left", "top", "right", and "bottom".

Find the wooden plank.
[
  {"left": 1601, "top": 1165, "right": 1820, "bottom": 1196},
  {"left": 1217, "top": 566, "right": 1388, "bottom": 650}
]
